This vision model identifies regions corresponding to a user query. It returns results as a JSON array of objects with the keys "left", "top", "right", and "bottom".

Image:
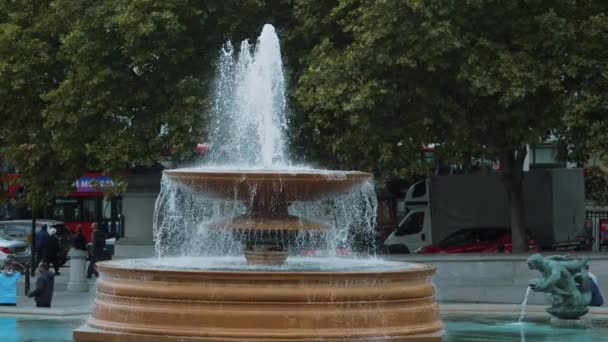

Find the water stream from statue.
[{"left": 519, "top": 286, "right": 533, "bottom": 322}]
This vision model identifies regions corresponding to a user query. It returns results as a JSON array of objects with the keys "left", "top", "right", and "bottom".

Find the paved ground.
[
  {"left": 1, "top": 243, "right": 156, "bottom": 315},
  {"left": 3, "top": 247, "right": 608, "bottom": 318},
  {"left": 2, "top": 273, "right": 94, "bottom": 316}
]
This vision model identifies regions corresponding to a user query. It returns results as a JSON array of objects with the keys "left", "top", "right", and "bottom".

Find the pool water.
[
  {"left": 0, "top": 316, "right": 83, "bottom": 342},
  {"left": 2, "top": 314, "right": 608, "bottom": 341},
  {"left": 445, "top": 315, "right": 608, "bottom": 342}
]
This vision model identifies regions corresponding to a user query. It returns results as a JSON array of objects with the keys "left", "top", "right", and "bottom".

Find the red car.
[{"left": 416, "top": 227, "right": 538, "bottom": 253}]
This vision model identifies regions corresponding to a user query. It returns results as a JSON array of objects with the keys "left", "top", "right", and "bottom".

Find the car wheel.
[{"left": 386, "top": 244, "right": 410, "bottom": 254}]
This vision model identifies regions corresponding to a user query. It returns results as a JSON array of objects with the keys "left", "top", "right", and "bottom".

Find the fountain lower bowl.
[{"left": 74, "top": 257, "right": 443, "bottom": 341}]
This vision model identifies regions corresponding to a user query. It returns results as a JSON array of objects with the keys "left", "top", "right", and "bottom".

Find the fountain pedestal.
[{"left": 73, "top": 258, "right": 443, "bottom": 342}]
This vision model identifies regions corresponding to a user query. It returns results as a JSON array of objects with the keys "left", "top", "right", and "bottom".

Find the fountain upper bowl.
[{"left": 164, "top": 168, "right": 373, "bottom": 201}]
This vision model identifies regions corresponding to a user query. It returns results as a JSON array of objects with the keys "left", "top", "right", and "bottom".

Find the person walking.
[
  {"left": 73, "top": 225, "right": 87, "bottom": 251},
  {"left": 0, "top": 267, "right": 22, "bottom": 306},
  {"left": 28, "top": 262, "right": 55, "bottom": 308},
  {"left": 87, "top": 223, "right": 106, "bottom": 279},
  {"left": 45, "top": 228, "right": 61, "bottom": 276},
  {"left": 35, "top": 224, "right": 49, "bottom": 270},
  {"left": 2, "top": 255, "right": 26, "bottom": 274},
  {"left": 586, "top": 265, "right": 604, "bottom": 306}
]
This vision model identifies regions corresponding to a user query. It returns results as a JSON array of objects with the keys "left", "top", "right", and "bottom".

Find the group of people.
[
  {"left": 0, "top": 222, "right": 106, "bottom": 308},
  {"left": 34, "top": 224, "right": 62, "bottom": 276}
]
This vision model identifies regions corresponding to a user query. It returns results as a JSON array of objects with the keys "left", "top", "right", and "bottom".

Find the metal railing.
[{"left": 586, "top": 207, "right": 608, "bottom": 251}]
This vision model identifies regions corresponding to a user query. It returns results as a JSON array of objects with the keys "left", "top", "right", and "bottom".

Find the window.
[
  {"left": 396, "top": 211, "right": 425, "bottom": 236},
  {"left": 52, "top": 198, "right": 81, "bottom": 221},
  {"left": 102, "top": 198, "right": 112, "bottom": 220},
  {"left": 440, "top": 231, "right": 473, "bottom": 247},
  {"left": 83, "top": 198, "right": 99, "bottom": 221},
  {"left": 411, "top": 181, "right": 427, "bottom": 198},
  {"left": 530, "top": 143, "right": 565, "bottom": 168}
]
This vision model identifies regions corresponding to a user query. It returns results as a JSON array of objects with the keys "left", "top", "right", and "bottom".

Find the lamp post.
[{"left": 30, "top": 211, "right": 36, "bottom": 277}]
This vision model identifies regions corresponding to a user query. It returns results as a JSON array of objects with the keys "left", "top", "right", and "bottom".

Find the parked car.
[
  {"left": 0, "top": 220, "right": 73, "bottom": 266},
  {"left": 0, "top": 230, "right": 31, "bottom": 267},
  {"left": 415, "top": 227, "right": 539, "bottom": 254}
]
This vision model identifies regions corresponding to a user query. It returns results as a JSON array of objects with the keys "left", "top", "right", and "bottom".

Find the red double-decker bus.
[{"left": 2, "top": 172, "right": 122, "bottom": 242}]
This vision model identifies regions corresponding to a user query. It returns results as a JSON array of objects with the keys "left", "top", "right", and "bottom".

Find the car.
[
  {"left": 0, "top": 220, "right": 74, "bottom": 266},
  {"left": 415, "top": 227, "right": 538, "bottom": 254},
  {"left": 0, "top": 230, "right": 31, "bottom": 267}
]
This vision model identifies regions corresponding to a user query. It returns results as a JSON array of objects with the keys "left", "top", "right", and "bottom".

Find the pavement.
[
  {"left": 0, "top": 243, "right": 156, "bottom": 316},
  {"left": 3, "top": 247, "right": 608, "bottom": 319}
]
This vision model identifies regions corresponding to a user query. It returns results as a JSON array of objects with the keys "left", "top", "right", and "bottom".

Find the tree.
[
  {"left": 294, "top": 0, "right": 608, "bottom": 251},
  {"left": 585, "top": 167, "right": 608, "bottom": 206},
  {"left": 0, "top": 0, "right": 297, "bottom": 207},
  {"left": 0, "top": 0, "right": 77, "bottom": 207}
]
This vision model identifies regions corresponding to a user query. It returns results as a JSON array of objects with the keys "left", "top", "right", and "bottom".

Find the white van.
[{"left": 383, "top": 180, "right": 432, "bottom": 253}]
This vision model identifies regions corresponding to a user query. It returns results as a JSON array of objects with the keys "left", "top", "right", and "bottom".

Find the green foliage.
[
  {"left": 291, "top": 1, "right": 608, "bottom": 251},
  {"left": 585, "top": 167, "right": 608, "bottom": 206},
  {"left": 1, "top": 0, "right": 606, "bottom": 213},
  {"left": 0, "top": 0, "right": 295, "bottom": 207},
  {"left": 293, "top": 0, "right": 608, "bottom": 182},
  {"left": 0, "top": 0, "right": 76, "bottom": 207}
]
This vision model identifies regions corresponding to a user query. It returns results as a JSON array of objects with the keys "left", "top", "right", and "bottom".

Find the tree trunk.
[{"left": 500, "top": 148, "right": 528, "bottom": 253}]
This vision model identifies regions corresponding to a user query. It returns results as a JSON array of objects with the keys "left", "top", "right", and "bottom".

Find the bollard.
[{"left": 67, "top": 248, "right": 89, "bottom": 292}]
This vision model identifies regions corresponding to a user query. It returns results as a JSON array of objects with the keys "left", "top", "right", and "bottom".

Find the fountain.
[{"left": 74, "top": 24, "right": 443, "bottom": 341}]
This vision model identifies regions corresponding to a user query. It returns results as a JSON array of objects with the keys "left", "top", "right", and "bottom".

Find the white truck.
[{"left": 383, "top": 168, "right": 587, "bottom": 253}]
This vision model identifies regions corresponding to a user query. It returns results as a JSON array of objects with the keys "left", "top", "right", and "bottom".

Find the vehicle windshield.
[{"left": 0, "top": 230, "right": 15, "bottom": 241}]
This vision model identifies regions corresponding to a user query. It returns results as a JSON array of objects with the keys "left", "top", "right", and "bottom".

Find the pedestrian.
[
  {"left": 35, "top": 224, "right": 49, "bottom": 269},
  {"left": 2, "top": 255, "right": 26, "bottom": 274},
  {"left": 28, "top": 262, "right": 55, "bottom": 308},
  {"left": 586, "top": 265, "right": 604, "bottom": 307},
  {"left": 0, "top": 267, "right": 22, "bottom": 306},
  {"left": 73, "top": 225, "right": 87, "bottom": 251},
  {"left": 87, "top": 223, "right": 106, "bottom": 279},
  {"left": 45, "top": 228, "right": 61, "bottom": 275}
]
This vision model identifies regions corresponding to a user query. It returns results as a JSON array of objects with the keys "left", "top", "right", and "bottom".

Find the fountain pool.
[{"left": 8, "top": 314, "right": 608, "bottom": 342}]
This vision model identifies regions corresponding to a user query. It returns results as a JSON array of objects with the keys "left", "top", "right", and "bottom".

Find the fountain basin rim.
[
  {"left": 96, "top": 257, "right": 436, "bottom": 278},
  {"left": 164, "top": 168, "right": 373, "bottom": 180}
]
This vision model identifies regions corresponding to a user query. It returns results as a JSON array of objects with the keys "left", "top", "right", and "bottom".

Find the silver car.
[
  {"left": 0, "top": 220, "right": 73, "bottom": 266},
  {"left": 0, "top": 230, "right": 31, "bottom": 267}
]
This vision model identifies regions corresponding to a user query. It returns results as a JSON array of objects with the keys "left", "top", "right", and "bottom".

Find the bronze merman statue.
[{"left": 527, "top": 254, "right": 592, "bottom": 319}]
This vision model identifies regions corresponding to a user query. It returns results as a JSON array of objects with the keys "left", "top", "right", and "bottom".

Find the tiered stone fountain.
[{"left": 74, "top": 24, "right": 443, "bottom": 342}]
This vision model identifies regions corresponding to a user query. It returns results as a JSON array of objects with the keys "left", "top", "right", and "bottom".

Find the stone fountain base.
[
  {"left": 75, "top": 326, "right": 443, "bottom": 342},
  {"left": 74, "top": 258, "right": 444, "bottom": 342}
]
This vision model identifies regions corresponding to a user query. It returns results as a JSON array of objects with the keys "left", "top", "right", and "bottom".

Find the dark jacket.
[
  {"left": 35, "top": 230, "right": 49, "bottom": 253},
  {"left": 28, "top": 271, "right": 54, "bottom": 306},
  {"left": 590, "top": 280, "right": 604, "bottom": 307},
  {"left": 73, "top": 233, "right": 87, "bottom": 251},
  {"left": 46, "top": 235, "right": 59, "bottom": 259},
  {"left": 91, "top": 229, "right": 106, "bottom": 259}
]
